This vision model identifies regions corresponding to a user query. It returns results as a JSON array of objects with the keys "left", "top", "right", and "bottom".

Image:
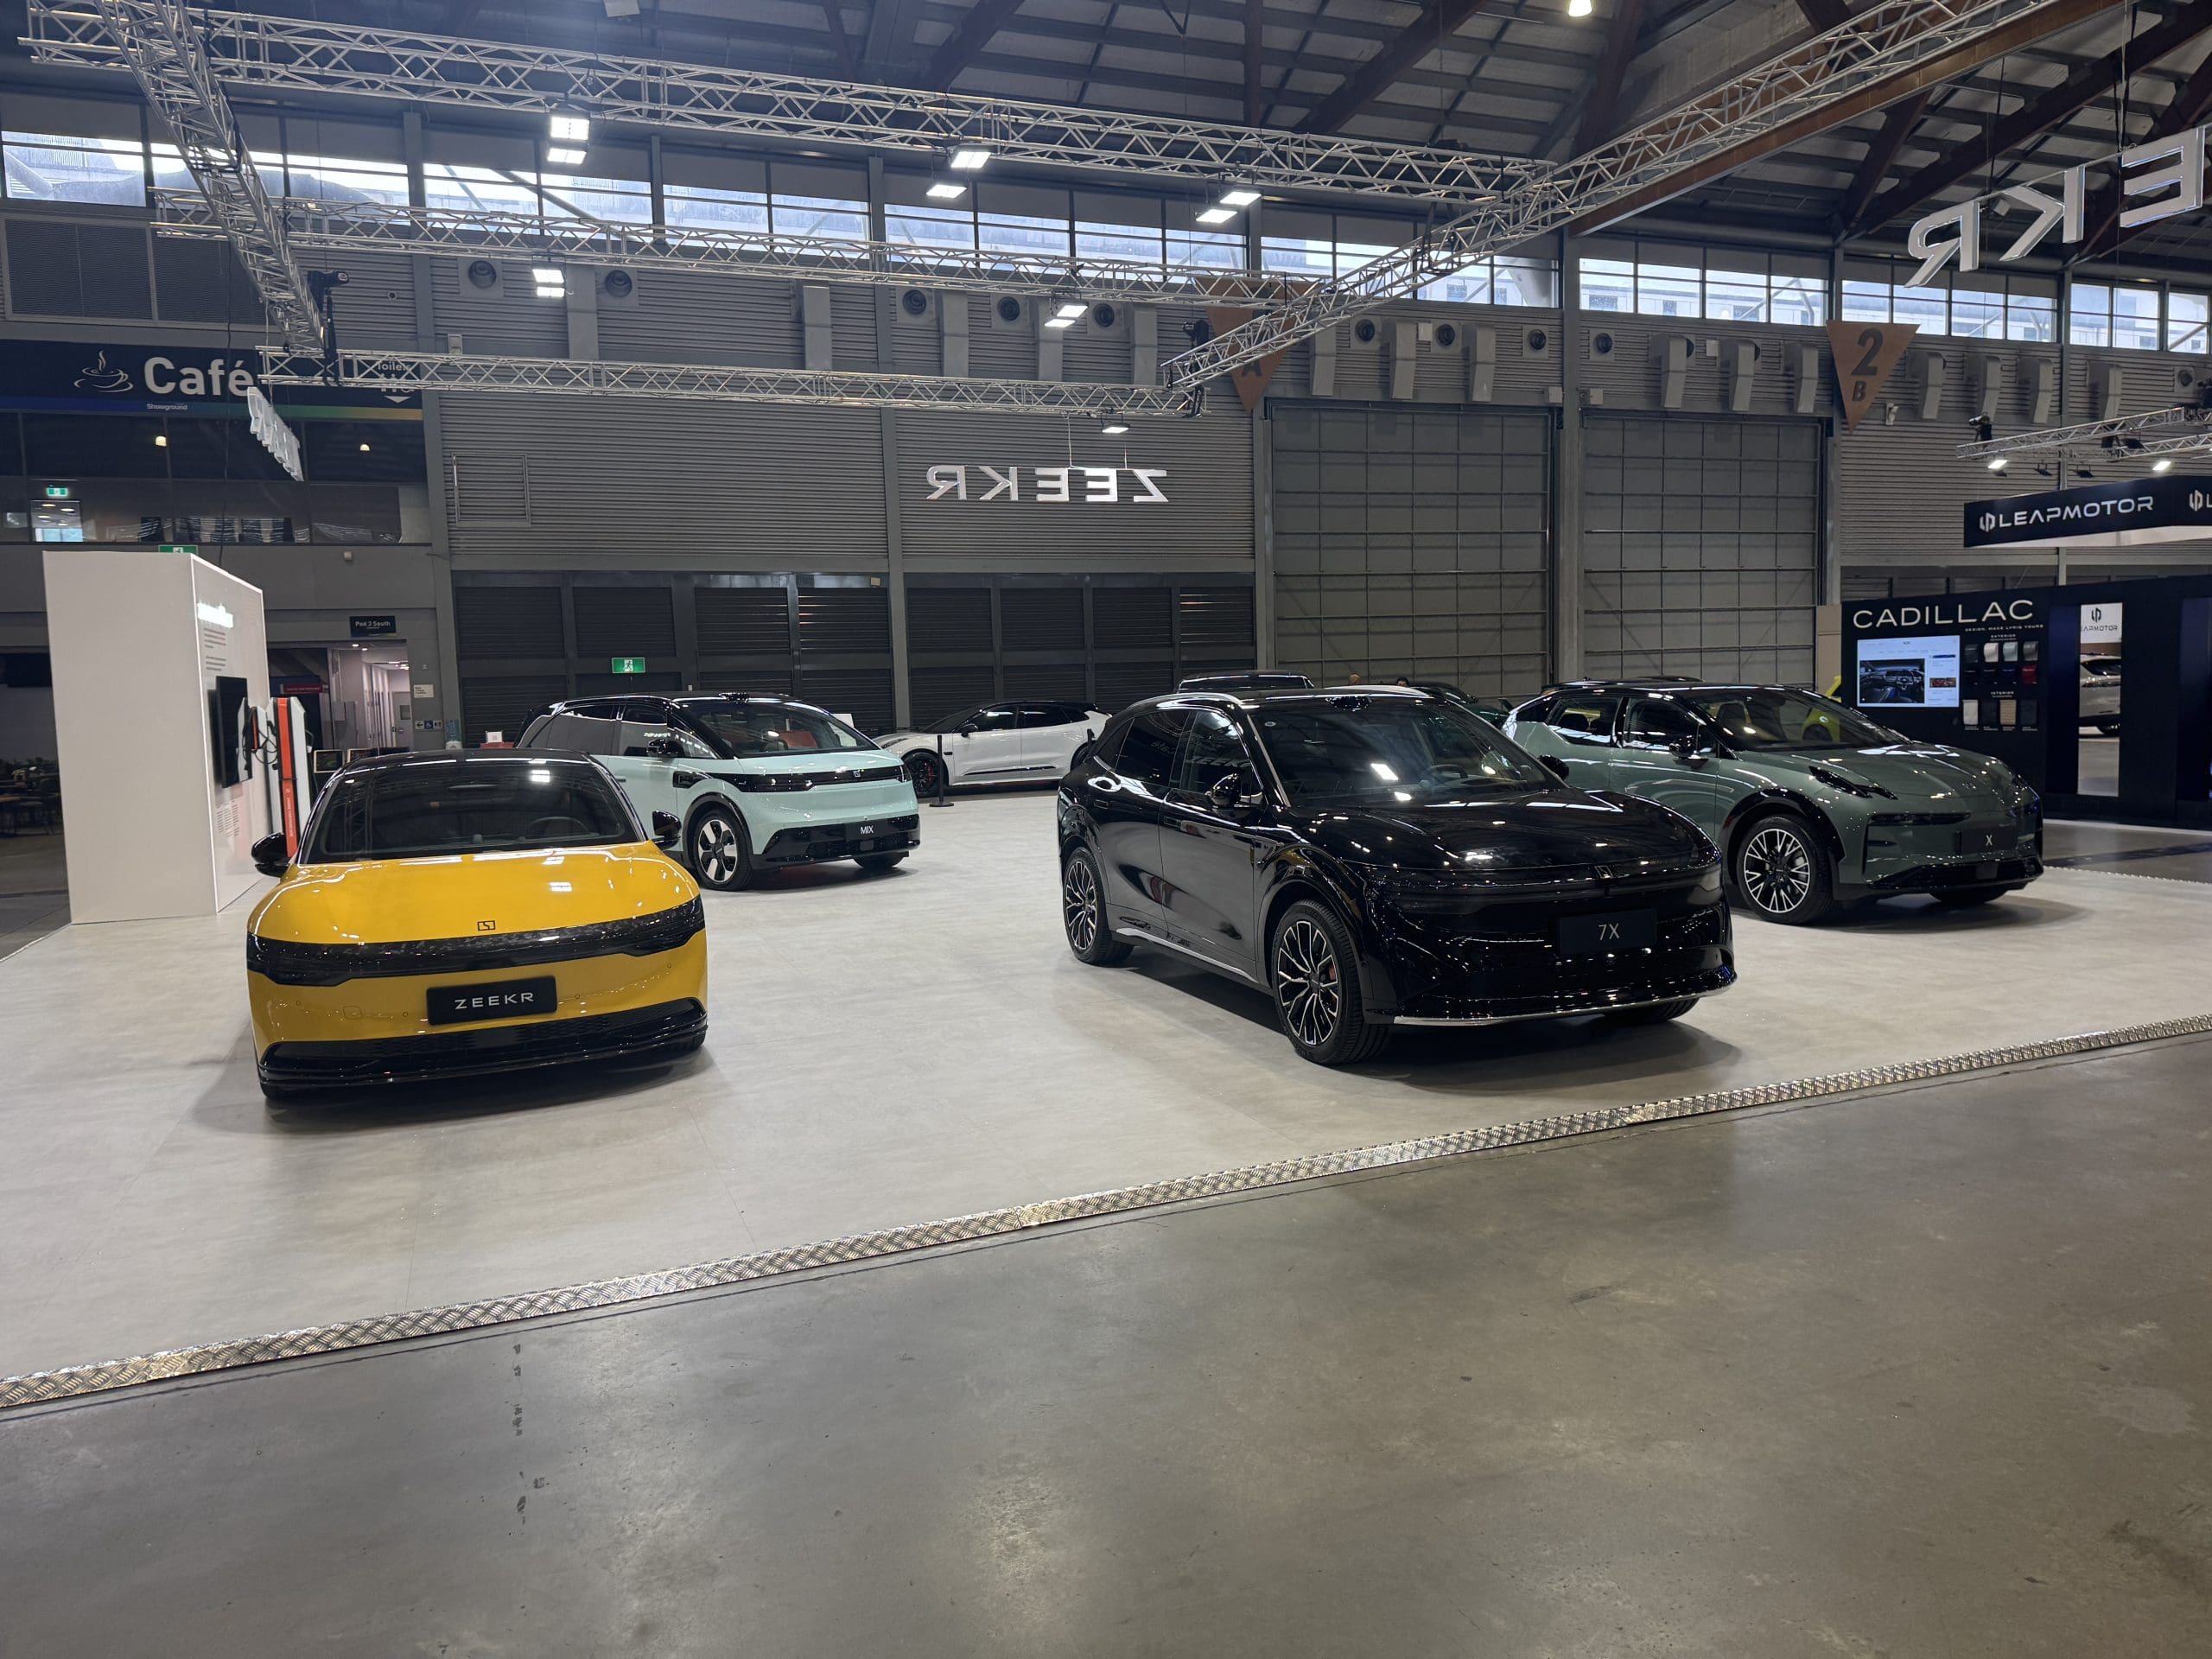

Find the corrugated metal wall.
[
  {"left": 1582, "top": 413, "right": 1819, "bottom": 684},
  {"left": 441, "top": 395, "right": 888, "bottom": 564},
  {"left": 1270, "top": 402, "right": 1550, "bottom": 699}
]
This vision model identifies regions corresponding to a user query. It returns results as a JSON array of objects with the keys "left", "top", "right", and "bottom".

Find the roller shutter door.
[
  {"left": 1271, "top": 403, "right": 1549, "bottom": 700},
  {"left": 1582, "top": 415, "right": 1819, "bottom": 685}
]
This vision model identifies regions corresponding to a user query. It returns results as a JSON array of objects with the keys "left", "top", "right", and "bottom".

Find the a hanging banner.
[{"left": 1826, "top": 321, "right": 1918, "bottom": 432}]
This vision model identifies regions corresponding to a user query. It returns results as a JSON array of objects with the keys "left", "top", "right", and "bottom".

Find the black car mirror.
[
  {"left": 1539, "top": 754, "right": 1571, "bottom": 785},
  {"left": 959, "top": 722, "right": 979, "bottom": 737},
  {"left": 646, "top": 734, "right": 682, "bottom": 759},
  {"left": 1207, "top": 772, "right": 1242, "bottom": 810},
  {"left": 250, "top": 831, "right": 289, "bottom": 876},
  {"left": 651, "top": 810, "right": 682, "bottom": 848},
  {"left": 1670, "top": 733, "right": 1702, "bottom": 763}
]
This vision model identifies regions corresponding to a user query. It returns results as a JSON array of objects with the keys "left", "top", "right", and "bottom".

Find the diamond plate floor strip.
[{"left": 8, "top": 1010, "right": 2212, "bottom": 1410}]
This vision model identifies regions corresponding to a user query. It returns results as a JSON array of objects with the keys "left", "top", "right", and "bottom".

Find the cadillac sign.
[
  {"left": 1964, "top": 475, "right": 2212, "bottom": 550},
  {"left": 1905, "top": 124, "right": 2206, "bottom": 284}
]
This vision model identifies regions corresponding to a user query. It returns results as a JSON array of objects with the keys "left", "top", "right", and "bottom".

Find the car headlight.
[{"left": 1808, "top": 762, "right": 1894, "bottom": 799}]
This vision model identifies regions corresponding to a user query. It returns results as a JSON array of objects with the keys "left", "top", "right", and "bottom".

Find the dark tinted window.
[
  {"left": 1685, "top": 689, "right": 1893, "bottom": 751},
  {"left": 1620, "top": 697, "right": 1701, "bottom": 749},
  {"left": 1113, "top": 708, "right": 1192, "bottom": 790},
  {"left": 1253, "top": 699, "right": 1549, "bottom": 807},
  {"left": 683, "top": 702, "right": 870, "bottom": 755},
  {"left": 305, "top": 759, "right": 638, "bottom": 861},
  {"left": 1018, "top": 702, "right": 1083, "bottom": 729},
  {"left": 1545, "top": 692, "right": 1620, "bottom": 745},
  {"left": 1170, "top": 709, "right": 1257, "bottom": 801}
]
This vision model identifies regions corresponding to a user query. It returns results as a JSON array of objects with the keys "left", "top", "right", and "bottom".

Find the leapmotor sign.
[
  {"left": 1965, "top": 475, "right": 2212, "bottom": 550},
  {"left": 921, "top": 463, "right": 1168, "bottom": 504}
]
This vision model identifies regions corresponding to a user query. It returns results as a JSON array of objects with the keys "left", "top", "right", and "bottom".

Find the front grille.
[
  {"left": 249, "top": 898, "right": 704, "bottom": 987},
  {"left": 761, "top": 815, "right": 921, "bottom": 864},
  {"left": 261, "top": 1000, "right": 706, "bottom": 1089},
  {"left": 734, "top": 766, "right": 908, "bottom": 792}
]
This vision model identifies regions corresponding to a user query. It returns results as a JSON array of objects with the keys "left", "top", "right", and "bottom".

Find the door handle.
[
  {"left": 673, "top": 770, "right": 702, "bottom": 789},
  {"left": 1086, "top": 776, "right": 1121, "bottom": 793}
]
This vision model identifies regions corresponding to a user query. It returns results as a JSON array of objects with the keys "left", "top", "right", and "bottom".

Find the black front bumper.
[
  {"left": 1860, "top": 852, "right": 2043, "bottom": 893},
  {"left": 258, "top": 999, "right": 706, "bottom": 1090},
  {"left": 760, "top": 815, "right": 921, "bottom": 866}
]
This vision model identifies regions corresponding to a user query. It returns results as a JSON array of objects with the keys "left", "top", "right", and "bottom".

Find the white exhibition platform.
[{"left": 3, "top": 791, "right": 2208, "bottom": 1380}]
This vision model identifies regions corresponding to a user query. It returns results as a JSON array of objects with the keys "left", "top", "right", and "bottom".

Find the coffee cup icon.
[{"left": 73, "top": 352, "right": 134, "bottom": 393}]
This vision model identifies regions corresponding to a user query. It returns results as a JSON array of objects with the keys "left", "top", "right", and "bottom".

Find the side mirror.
[
  {"left": 646, "top": 734, "right": 682, "bottom": 759},
  {"left": 651, "top": 810, "right": 681, "bottom": 848},
  {"left": 251, "top": 831, "right": 289, "bottom": 876},
  {"left": 1539, "top": 754, "right": 1571, "bottom": 785},
  {"left": 1670, "top": 733, "right": 1701, "bottom": 763},
  {"left": 959, "top": 722, "right": 979, "bottom": 737},
  {"left": 1207, "top": 772, "right": 1242, "bottom": 810}
]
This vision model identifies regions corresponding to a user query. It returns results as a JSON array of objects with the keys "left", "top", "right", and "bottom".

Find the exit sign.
[
  {"left": 158, "top": 543, "right": 200, "bottom": 554},
  {"left": 43, "top": 486, "right": 71, "bottom": 499},
  {"left": 610, "top": 657, "right": 647, "bottom": 674}
]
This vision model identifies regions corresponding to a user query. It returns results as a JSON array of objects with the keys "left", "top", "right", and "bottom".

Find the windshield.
[
  {"left": 1685, "top": 690, "right": 1897, "bottom": 751},
  {"left": 304, "top": 759, "right": 639, "bottom": 862},
  {"left": 1252, "top": 697, "right": 1554, "bottom": 807},
  {"left": 684, "top": 702, "right": 874, "bottom": 756}
]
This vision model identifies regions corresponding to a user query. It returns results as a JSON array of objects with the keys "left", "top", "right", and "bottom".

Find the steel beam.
[
  {"left": 258, "top": 348, "right": 1198, "bottom": 417},
  {"left": 1836, "top": 89, "right": 1933, "bottom": 231},
  {"left": 1574, "top": 0, "right": 1649, "bottom": 156},
  {"left": 1163, "top": 0, "right": 2107, "bottom": 389},
  {"left": 71, "top": 0, "right": 322, "bottom": 347},
  {"left": 1298, "top": 0, "right": 1504, "bottom": 136},
  {"left": 918, "top": 0, "right": 1029, "bottom": 91},
  {"left": 1959, "top": 406, "right": 2212, "bottom": 459},
  {"left": 22, "top": 1, "right": 1534, "bottom": 207},
  {"left": 152, "top": 191, "right": 1304, "bottom": 307}
]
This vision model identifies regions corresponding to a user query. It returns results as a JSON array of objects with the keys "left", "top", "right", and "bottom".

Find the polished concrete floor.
[
  {"left": 5, "top": 791, "right": 2212, "bottom": 1380},
  {"left": 2045, "top": 817, "right": 2212, "bottom": 884},
  {"left": 5, "top": 1033, "right": 2209, "bottom": 1657},
  {"left": 0, "top": 830, "right": 67, "bottom": 961}
]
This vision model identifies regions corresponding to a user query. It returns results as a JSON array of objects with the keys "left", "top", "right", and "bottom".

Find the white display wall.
[{"left": 45, "top": 550, "right": 271, "bottom": 923}]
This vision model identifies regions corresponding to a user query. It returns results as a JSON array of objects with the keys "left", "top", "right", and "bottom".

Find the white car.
[{"left": 876, "top": 700, "right": 1111, "bottom": 795}]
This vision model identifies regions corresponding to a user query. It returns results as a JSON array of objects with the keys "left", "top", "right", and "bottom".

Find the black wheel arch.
[
  {"left": 1261, "top": 856, "right": 1397, "bottom": 1015},
  {"left": 683, "top": 792, "right": 749, "bottom": 856},
  {"left": 1720, "top": 788, "right": 1846, "bottom": 869}
]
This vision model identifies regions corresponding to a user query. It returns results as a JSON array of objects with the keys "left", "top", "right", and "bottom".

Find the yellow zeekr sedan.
[{"left": 246, "top": 752, "right": 708, "bottom": 1099}]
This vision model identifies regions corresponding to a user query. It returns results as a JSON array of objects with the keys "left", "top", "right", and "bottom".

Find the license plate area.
[
  {"left": 1558, "top": 909, "right": 1656, "bottom": 957},
  {"left": 1959, "top": 825, "right": 2016, "bottom": 855},
  {"left": 428, "top": 976, "right": 556, "bottom": 1027}
]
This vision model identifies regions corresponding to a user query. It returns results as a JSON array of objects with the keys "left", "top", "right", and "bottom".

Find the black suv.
[{"left": 1057, "top": 687, "right": 1733, "bottom": 1065}]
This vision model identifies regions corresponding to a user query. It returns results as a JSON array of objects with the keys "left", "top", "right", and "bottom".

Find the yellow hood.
[{"left": 250, "top": 842, "right": 698, "bottom": 947}]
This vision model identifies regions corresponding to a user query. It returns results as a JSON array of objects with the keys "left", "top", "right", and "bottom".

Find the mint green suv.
[{"left": 1504, "top": 683, "right": 2042, "bottom": 924}]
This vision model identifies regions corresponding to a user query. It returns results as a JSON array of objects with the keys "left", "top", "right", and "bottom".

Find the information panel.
[{"left": 1855, "top": 633, "right": 1961, "bottom": 709}]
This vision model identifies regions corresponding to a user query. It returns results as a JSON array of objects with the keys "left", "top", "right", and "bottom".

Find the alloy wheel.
[
  {"left": 1274, "top": 918, "right": 1342, "bottom": 1050},
  {"left": 695, "top": 817, "right": 741, "bottom": 884},
  {"left": 1742, "top": 824, "right": 1813, "bottom": 914},
  {"left": 1062, "top": 856, "right": 1100, "bottom": 953}
]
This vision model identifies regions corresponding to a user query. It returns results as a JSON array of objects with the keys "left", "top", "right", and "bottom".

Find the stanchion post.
[{"left": 927, "top": 732, "right": 953, "bottom": 808}]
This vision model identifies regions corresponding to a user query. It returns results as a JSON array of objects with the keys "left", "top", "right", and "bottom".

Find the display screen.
[{"left": 1855, "top": 634, "right": 1961, "bottom": 709}]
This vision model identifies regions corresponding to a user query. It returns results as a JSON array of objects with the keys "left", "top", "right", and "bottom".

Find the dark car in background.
[{"left": 1056, "top": 686, "right": 1733, "bottom": 1065}]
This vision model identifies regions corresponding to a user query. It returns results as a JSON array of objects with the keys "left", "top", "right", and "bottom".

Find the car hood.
[
  {"left": 1747, "top": 743, "right": 2018, "bottom": 807},
  {"left": 1298, "top": 790, "right": 1713, "bottom": 875},
  {"left": 251, "top": 842, "right": 696, "bottom": 946}
]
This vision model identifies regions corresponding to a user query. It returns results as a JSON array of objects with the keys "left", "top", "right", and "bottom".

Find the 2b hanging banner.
[{"left": 1826, "top": 321, "right": 1918, "bottom": 433}]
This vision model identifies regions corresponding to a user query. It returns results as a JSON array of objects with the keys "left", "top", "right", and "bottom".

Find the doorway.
[{"left": 2076, "top": 602, "right": 2121, "bottom": 799}]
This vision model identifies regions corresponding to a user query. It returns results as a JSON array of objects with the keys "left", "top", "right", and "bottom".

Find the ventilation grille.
[
  {"left": 1095, "top": 661, "right": 1176, "bottom": 712},
  {"left": 454, "top": 585, "right": 563, "bottom": 659},
  {"left": 798, "top": 668, "right": 894, "bottom": 733},
  {"left": 798, "top": 588, "right": 892, "bottom": 654},
  {"left": 1178, "top": 586, "right": 1255, "bottom": 652},
  {"left": 574, "top": 671, "right": 683, "bottom": 697},
  {"left": 573, "top": 586, "right": 677, "bottom": 658},
  {"left": 1004, "top": 662, "right": 1089, "bottom": 701},
  {"left": 453, "top": 453, "right": 532, "bottom": 525},
  {"left": 459, "top": 673, "right": 567, "bottom": 745},
  {"left": 695, "top": 588, "right": 792, "bottom": 656},
  {"left": 907, "top": 587, "right": 993, "bottom": 654},
  {"left": 910, "top": 664, "right": 995, "bottom": 725},
  {"left": 153, "top": 236, "right": 262, "bottom": 324},
  {"left": 695, "top": 665, "right": 794, "bottom": 696},
  {"left": 1091, "top": 586, "right": 1173, "bottom": 651},
  {"left": 5, "top": 219, "right": 153, "bottom": 319},
  {"left": 1000, "top": 587, "right": 1084, "bottom": 652}
]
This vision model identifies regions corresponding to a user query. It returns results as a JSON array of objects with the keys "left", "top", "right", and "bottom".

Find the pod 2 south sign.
[{"left": 921, "top": 464, "right": 1168, "bottom": 504}]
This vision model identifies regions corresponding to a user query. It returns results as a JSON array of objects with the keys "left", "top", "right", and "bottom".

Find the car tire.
[
  {"left": 1061, "top": 845, "right": 1132, "bottom": 965},
  {"left": 1270, "top": 899, "right": 1393, "bottom": 1066},
  {"left": 689, "top": 804, "right": 755, "bottom": 891},
  {"left": 1933, "top": 885, "right": 2008, "bottom": 908},
  {"left": 906, "top": 750, "right": 946, "bottom": 797},
  {"left": 857, "top": 851, "right": 908, "bottom": 874},
  {"left": 1603, "top": 996, "right": 1700, "bottom": 1026},
  {"left": 1732, "top": 813, "right": 1835, "bottom": 925}
]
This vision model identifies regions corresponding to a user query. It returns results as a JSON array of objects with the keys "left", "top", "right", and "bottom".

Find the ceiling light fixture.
[
  {"left": 949, "top": 146, "right": 991, "bottom": 171},
  {"left": 1986, "top": 455, "right": 2008, "bottom": 472},
  {"left": 546, "top": 145, "right": 586, "bottom": 167},
  {"left": 1218, "top": 188, "right": 1261, "bottom": 208},
  {"left": 154, "top": 433, "right": 168, "bottom": 447},
  {"left": 1196, "top": 206, "right": 1237, "bottom": 226},
  {"left": 1103, "top": 420, "right": 1129, "bottom": 435},
  {"left": 532, "top": 267, "right": 564, "bottom": 284},
  {"left": 1568, "top": 0, "right": 1593, "bottom": 15},
  {"left": 550, "top": 113, "right": 590, "bottom": 143},
  {"left": 2153, "top": 457, "right": 2175, "bottom": 473},
  {"left": 926, "top": 181, "right": 968, "bottom": 200},
  {"left": 359, "top": 442, "right": 372, "bottom": 453}
]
